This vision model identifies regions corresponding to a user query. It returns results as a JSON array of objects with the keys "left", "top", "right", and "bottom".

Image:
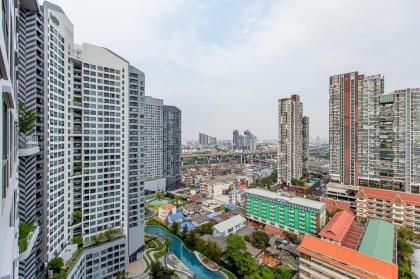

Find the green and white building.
[{"left": 245, "top": 189, "right": 326, "bottom": 235}]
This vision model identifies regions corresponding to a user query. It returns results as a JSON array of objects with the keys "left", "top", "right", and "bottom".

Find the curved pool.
[{"left": 145, "top": 226, "right": 225, "bottom": 279}]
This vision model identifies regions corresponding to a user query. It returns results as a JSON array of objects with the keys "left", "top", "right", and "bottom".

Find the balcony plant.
[{"left": 18, "top": 101, "right": 36, "bottom": 135}]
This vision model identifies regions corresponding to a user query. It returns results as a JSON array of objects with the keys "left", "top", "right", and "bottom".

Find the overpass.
[{"left": 182, "top": 149, "right": 277, "bottom": 166}]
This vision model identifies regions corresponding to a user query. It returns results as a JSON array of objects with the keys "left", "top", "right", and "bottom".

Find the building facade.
[
  {"left": 357, "top": 75, "right": 384, "bottom": 188},
  {"left": 12, "top": 2, "right": 147, "bottom": 277},
  {"left": 378, "top": 89, "right": 420, "bottom": 193},
  {"left": 329, "top": 72, "right": 364, "bottom": 185},
  {"left": 356, "top": 186, "right": 420, "bottom": 233},
  {"left": 212, "top": 215, "right": 246, "bottom": 237},
  {"left": 245, "top": 189, "right": 326, "bottom": 235},
  {"left": 278, "top": 94, "right": 308, "bottom": 184},
  {"left": 302, "top": 116, "right": 309, "bottom": 177},
  {"left": 144, "top": 96, "right": 164, "bottom": 182},
  {"left": 163, "top": 105, "right": 182, "bottom": 189},
  {"left": 297, "top": 235, "right": 398, "bottom": 279}
]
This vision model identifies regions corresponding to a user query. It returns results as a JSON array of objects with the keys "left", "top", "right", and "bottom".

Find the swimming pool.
[
  {"left": 145, "top": 226, "right": 225, "bottom": 279},
  {"left": 149, "top": 199, "right": 170, "bottom": 206}
]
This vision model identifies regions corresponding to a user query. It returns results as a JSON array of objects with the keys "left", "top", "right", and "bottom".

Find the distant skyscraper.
[
  {"left": 278, "top": 94, "right": 308, "bottom": 184},
  {"left": 233, "top": 129, "right": 257, "bottom": 151},
  {"left": 199, "top": 132, "right": 209, "bottom": 146},
  {"left": 302, "top": 116, "right": 310, "bottom": 176},
  {"left": 233, "top": 130, "right": 241, "bottom": 150},
  {"left": 199, "top": 133, "right": 216, "bottom": 146},
  {"left": 163, "top": 105, "right": 182, "bottom": 190}
]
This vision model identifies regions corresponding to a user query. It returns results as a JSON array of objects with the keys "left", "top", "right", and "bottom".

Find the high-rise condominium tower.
[
  {"left": 0, "top": 0, "right": 36, "bottom": 278},
  {"left": 144, "top": 96, "right": 165, "bottom": 192},
  {"left": 330, "top": 72, "right": 364, "bottom": 185},
  {"left": 163, "top": 105, "right": 182, "bottom": 189},
  {"left": 14, "top": 2, "right": 146, "bottom": 277},
  {"left": 357, "top": 75, "right": 384, "bottom": 187},
  {"left": 329, "top": 72, "right": 419, "bottom": 193},
  {"left": 302, "top": 116, "right": 310, "bottom": 177},
  {"left": 278, "top": 94, "right": 308, "bottom": 184},
  {"left": 378, "top": 89, "right": 420, "bottom": 193}
]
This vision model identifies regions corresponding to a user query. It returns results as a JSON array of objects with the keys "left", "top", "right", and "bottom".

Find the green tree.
[
  {"left": 226, "top": 235, "right": 257, "bottom": 277},
  {"left": 19, "top": 101, "right": 37, "bottom": 135},
  {"left": 72, "top": 235, "right": 83, "bottom": 246},
  {"left": 196, "top": 221, "right": 216, "bottom": 235},
  {"left": 250, "top": 230, "right": 270, "bottom": 249},
  {"left": 72, "top": 210, "right": 82, "bottom": 225},
  {"left": 202, "top": 241, "right": 222, "bottom": 264},
  {"left": 170, "top": 221, "right": 180, "bottom": 235},
  {"left": 48, "top": 257, "right": 64, "bottom": 273},
  {"left": 156, "top": 191, "right": 163, "bottom": 200},
  {"left": 150, "top": 261, "right": 175, "bottom": 279}
]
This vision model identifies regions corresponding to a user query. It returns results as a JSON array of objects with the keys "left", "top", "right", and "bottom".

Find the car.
[{"left": 281, "top": 239, "right": 289, "bottom": 245}]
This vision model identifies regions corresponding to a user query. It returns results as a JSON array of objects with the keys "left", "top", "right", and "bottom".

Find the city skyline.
[{"left": 45, "top": 0, "right": 420, "bottom": 140}]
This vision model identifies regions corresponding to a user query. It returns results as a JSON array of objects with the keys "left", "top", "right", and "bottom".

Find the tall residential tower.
[{"left": 278, "top": 94, "right": 308, "bottom": 184}]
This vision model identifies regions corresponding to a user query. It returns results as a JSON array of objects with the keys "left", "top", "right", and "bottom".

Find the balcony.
[
  {"left": 18, "top": 135, "right": 39, "bottom": 157},
  {"left": 18, "top": 223, "right": 39, "bottom": 261}
]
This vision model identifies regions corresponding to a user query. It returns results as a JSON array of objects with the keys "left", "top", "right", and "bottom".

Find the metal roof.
[
  {"left": 358, "top": 219, "right": 395, "bottom": 263},
  {"left": 212, "top": 215, "right": 246, "bottom": 233},
  {"left": 245, "top": 188, "right": 325, "bottom": 210}
]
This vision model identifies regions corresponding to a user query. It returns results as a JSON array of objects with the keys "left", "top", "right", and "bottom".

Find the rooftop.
[
  {"left": 358, "top": 186, "right": 420, "bottom": 206},
  {"left": 168, "top": 212, "right": 185, "bottom": 222},
  {"left": 245, "top": 188, "right": 325, "bottom": 210},
  {"left": 320, "top": 197, "right": 351, "bottom": 213},
  {"left": 213, "top": 215, "right": 246, "bottom": 233},
  {"left": 358, "top": 219, "right": 395, "bottom": 263},
  {"left": 161, "top": 204, "right": 176, "bottom": 210},
  {"left": 319, "top": 210, "right": 354, "bottom": 243},
  {"left": 297, "top": 235, "right": 398, "bottom": 279}
]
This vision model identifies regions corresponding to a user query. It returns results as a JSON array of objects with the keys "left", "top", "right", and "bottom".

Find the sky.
[{"left": 47, "top": 0, "right": 420, "bottom": 140}]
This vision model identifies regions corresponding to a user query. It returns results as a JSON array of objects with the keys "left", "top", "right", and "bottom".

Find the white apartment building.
[
  {"left": 212, "top": 215, "right": 246, "bottom": 237},
  {"left": 144, "top": 96, "right": 163, "bottom": 180},
  {"left": 278, "top": 94, "right": 308, "bottom": 184},
  {"left": 378, "top": 89, "right": 420, "bottom": 193},
  {"left": 357, "top": 75, "right": 384, "bottom": 187},
  {"left": 200, "top": 181, "right": 228, "bottom": 198},
  {"left": 0, "top": 0, "right": 32, "bottom": 278}
]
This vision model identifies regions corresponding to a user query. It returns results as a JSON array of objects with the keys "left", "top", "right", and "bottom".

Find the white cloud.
[{"left": 45, "top": 0, "right": 420, "bottom": 140}]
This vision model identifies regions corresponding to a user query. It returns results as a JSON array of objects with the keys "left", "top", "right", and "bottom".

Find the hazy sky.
[{"left": 47, "top": 0, "right": 420, "bottom": 140}]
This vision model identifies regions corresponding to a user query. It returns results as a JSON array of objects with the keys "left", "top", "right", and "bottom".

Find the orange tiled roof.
[
  {"left": 320, "top": 197, "right": 351, "bottom": 212},
  {"left": 261, "top": 253, "right": 279, "bottom": 267},
  {"left": 161, "top": 204, "right": 176, "bottom": 210},
  {"left": 319, "top": 210, "right": 354, "bottom": 243},
  {"left": 297, "top": 235, "right": 398, "bottom": 279},
  {"left": 358, "top": 187, "right": 420, "bottom": 206},
  {"left": 264, "top": 224, "right": 283, "bottom": 236}
]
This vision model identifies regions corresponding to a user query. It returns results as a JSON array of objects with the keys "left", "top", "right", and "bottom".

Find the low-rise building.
[
  {"left": 168, "top": 212, "right": 185, "bottom": 224},
  {"left": 356, "top": 186, "right": 420, "bottom": 232},
  {"left": 182, "top": 203, "right": 202, "bottom": 216},
  {"left": 245, "top": 188, "right": 326, "bottom": 235},
  {"left": 229, "top": 189, "right": 245, "bottom": 206},
  {"left": 326, "top": 182, "right": 358, "bottom": 209},
  {"left": 297, "top": 235, "right": 398, "bottom": 279},
  {"left": 320, "top": 197, "right": 352, "bottom": 214},
  {"left": 319, "top": 210, "right": 354, "bottom": 245},
  {"left": 212, "top": 215, "right": 246, "bottom": 237},
  {"left": 200, "top": 181, "right": 229, "bottom": 198},
  {"left": 190, "top": 215, "right": 210, "bottom": 226},
  {"left": 158, "top": 204, "right": 176, "bottom": 222}
]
